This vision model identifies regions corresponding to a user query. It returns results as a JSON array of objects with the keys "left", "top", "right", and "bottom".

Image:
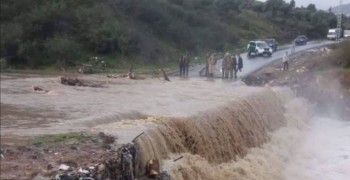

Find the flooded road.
[{"left": 188, "top": 40, "right": 337, "bottom": 78}]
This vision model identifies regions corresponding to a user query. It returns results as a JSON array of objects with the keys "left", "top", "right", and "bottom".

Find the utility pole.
[{"left": 337, "top": 0, "right": 343, "bottom": 40}]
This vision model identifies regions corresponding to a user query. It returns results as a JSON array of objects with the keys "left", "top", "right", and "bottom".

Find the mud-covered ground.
[
  {"left": 0, "top": 133, "right": 118, "bottom": 180},
  {"left": 1, "top": 43, "right": 350, "bottom": 179}
]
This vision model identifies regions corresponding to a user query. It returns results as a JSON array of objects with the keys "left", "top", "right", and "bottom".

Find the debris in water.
[
  {"left": 106, "top": 74, "right": 127, "bottom": 78},
  {"left": 132, "top": 132, "right": 144, "bottom": 143},
  {"left": 159, "top": 68, "right": 170, "bottom": 81},
  {"left": 78, "top": 168, "right": 89, "bottom": 174},
  {"left": 60, "top": 77, "right": 105, "bottom": 88},
  {"left": 60, "top": 77, "right": 85, "bottom": 86},
  {"left": 146, "top": 159, "right": 160, "bottom": 178},
  {"left": 47, "top": 164, "right": 53, "bottom": 170},
  {"left": 158, "top": 171, "right": 171, "bottom": 180},
  {"left": 32, "top": 86, "right": 50, "bottom": 93},
  {"left": 173, "top": 156, "right": 183, "bottom": 162},
  {"left": 128, "top": 64, "right": 135, "bottom": 79},
  {"left": 98, "top": 132, "right": 115, "bottom": 146},
  {"left": 58, "top": 164, "right": 70, "bottom": 171}
]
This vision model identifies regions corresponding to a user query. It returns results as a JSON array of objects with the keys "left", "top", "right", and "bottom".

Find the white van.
[{"left": 327, "top": 28, "right": 341, "bottom": 40}]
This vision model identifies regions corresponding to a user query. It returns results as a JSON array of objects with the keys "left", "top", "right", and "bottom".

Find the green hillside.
[{"left": 0, "top": 0, "right": 341, "bottom": 70}]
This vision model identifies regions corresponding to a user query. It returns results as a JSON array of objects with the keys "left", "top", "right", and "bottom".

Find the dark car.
[
  {"left": 265, "top": 38, "right": 278, "bottom": 51},
  {"left": 295, "top": 35, "right": 308, "bottom": 45}
]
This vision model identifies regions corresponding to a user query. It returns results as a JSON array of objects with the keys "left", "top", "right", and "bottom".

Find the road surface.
[{"left": 186, "top": 40, "right": 338, "bottom": 78}]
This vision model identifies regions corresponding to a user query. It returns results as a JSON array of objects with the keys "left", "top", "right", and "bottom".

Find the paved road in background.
[{"left": 186, "top": 40, "right": 338, "bottom": 78}]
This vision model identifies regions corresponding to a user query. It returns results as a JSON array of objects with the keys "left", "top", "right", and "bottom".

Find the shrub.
[
  {"left": 0, "top": 22, "right": 23, "bottom": 58},
  {"left": 43, "top": 36, "right": 82, "bottom": 66},
  {"left": 17, "top": 41, "right": 43, "bottom": 67}
]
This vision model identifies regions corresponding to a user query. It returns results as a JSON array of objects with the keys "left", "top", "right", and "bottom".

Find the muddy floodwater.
[
  {"left": 1, "top": 73, "right": 349, "bottom": 180},
  {"left": 1, "top": 73, "right": 256, "bottom": 142}
]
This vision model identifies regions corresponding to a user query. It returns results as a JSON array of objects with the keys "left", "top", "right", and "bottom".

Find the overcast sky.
[{"left": 257, "top": 0, "right": 350, "bottom": 10}]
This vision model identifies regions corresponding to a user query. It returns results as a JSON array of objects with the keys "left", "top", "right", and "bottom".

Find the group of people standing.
[
  {"left": 221, "top": 52, "right": 243, "bottom": 79},
  {"left": 179, "top": 52, "right": 243, "bottom": 79},
  {"left": 205, "top": 52, "right": 243, "bottom": 79},
  {"left": 180, "top": 43, "right": 296, "bottom": 78}
]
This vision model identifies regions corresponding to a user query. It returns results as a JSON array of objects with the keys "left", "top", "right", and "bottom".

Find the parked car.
[
  {"left": 294, "top": 35, "right": 308, "bottom": 45},
  {"left": 265, "top": 38, "right": 278, "bottom": 51},
  {"left": 247, "top": 41, "right": 273, "bottom": 57},
  {"left": 344, "top": 30, "right": 350, "bottom": 38}
]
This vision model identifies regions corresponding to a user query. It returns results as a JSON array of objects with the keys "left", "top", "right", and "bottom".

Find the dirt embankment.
[
  {"left": 243, "top": 43, "right": 350, "bottom": 118},
  {"left": 0, "top": 133, "right": 120, "bottom": 180}
]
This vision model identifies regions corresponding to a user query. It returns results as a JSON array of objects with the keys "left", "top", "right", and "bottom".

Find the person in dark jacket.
[
  {"left": 237, "top": 54, "right": 243, "bottom": 72},
  {"left": 231, "top": 54, "right": 238, "bottom": 79},
  {"left": 179, "top": 54, "right": 190, "bottom": 77}
]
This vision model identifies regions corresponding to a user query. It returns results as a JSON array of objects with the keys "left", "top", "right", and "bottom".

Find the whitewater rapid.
[
  {"left": 159, "top": 117, "right": 350, "bottom": 180},
  {"left": 284, "top": 117, "right": 350, "bottom": 180},
  {"left": 137, "top": 89, "right": 350, "bottom": 180}
]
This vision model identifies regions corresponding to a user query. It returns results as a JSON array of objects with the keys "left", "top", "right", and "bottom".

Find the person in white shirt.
[{"left": 283, "top": 51, "right": 289, "bottom": 71}]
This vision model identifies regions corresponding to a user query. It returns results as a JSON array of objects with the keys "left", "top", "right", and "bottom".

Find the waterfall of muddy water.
[{"left": 130, "top": 88, "right": 315, "bottom": 179}]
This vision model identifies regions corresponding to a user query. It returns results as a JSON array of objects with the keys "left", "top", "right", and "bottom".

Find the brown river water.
[
  {"left": 1, "top": 74, "right": 256, "bottom": 141},
  {"left": 1, "top": 73, "right": 349, "bottom": 180}
]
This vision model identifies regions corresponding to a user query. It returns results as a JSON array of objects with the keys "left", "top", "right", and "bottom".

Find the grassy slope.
[
  {"left": 102, "top": 10, "right": 285, "bottom": 73},
  {"left": 0, "top": 1, "right": 294, "bottom": 73}
]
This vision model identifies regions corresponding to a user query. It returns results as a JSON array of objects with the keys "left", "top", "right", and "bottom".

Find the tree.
[
  {"left": 307, "top": 4, "right": 316, "bottom": 12},
  {"left": 264, "top": 0, "right": 286, "bottom": 16},
  {"left": 215, "top": 0, "right": 243, "bottom": 16},
  {"left": 168, "top": 0, "right": 184, "bottom": 6},
  {"left": 0, "top": 22, "right": 23, "bottom": 58},
  {"left": 289, "top": 0, "right": 295, "bottom": 9},
  {"left": 44, "top": 36, "right": 82, "bottom": 66},
  {"left": 252, "top": 1, "right": 264, "bottom": 12}
]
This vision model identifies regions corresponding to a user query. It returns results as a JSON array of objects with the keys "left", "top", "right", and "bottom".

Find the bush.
[
  {"left": 0, "top": 22, "right": 23, "bottom": 58},
  {"left": 43, "top": 36, "right": 82, "bottom": 66},
  {"left": 73, "top": 3, "right": 139, "bottom": 54},
  {"left": 214, "top": 0, "right": 242, "bottom": 17},
  {"left": 17, "top": 41, "right": 43, "bottom": 67}
]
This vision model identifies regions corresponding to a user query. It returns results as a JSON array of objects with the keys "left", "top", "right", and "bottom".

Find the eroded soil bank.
[{"left": 243, "top": 44, "right": 350, "bottom": 119}]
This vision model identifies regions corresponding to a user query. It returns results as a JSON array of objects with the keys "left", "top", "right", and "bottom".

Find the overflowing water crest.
[
  {"left": 133, "top": 87, "right": 306, "bottom": 179},
  {"left": 1, "top": 74, "right": 349, "bottom": 179},
  {"left": 133, "top": 88, "right": 349, "bottom": 180}
]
